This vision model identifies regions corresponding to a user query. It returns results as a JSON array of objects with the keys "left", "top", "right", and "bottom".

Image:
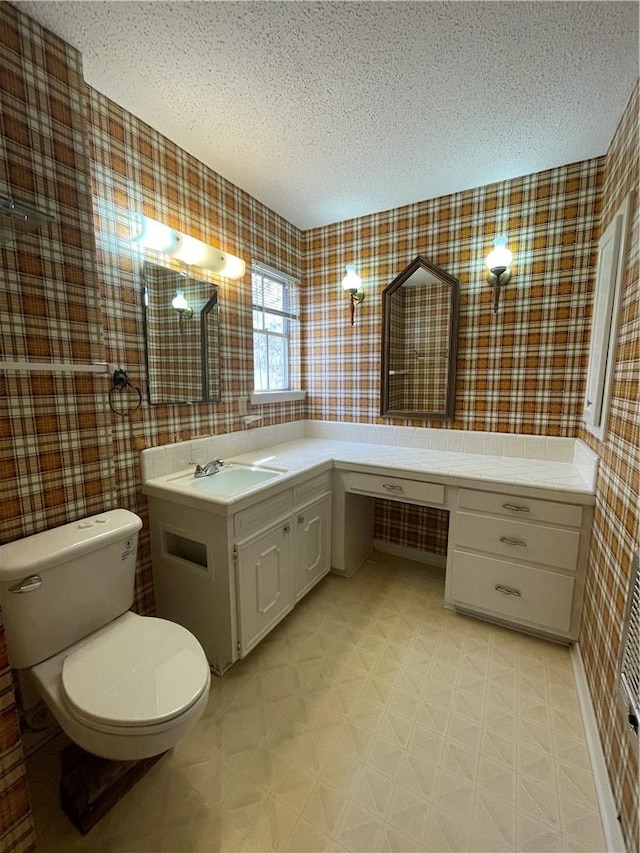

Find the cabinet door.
[
  {"left": 294, "top": 493, "right": 331, "bottom": 602},
  {"left": 236, "top": 520, "right": 293, "bottom": 656}
]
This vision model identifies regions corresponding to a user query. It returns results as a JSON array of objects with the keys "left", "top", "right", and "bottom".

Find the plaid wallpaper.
[
  {"left": 374, "top": 501, "right": 449, "bottom": 558},
  {"left": 302, "top": 159, "right": 603, "bottom": 434},
  {"left": 0, "top": 2, "right": 638, "bottom": 848},
  {"left": 578, "top": 82, "right": 639, "bottom": 850},
  {"left": 0, "top": 4, "right": 114, "bottom": 849}
]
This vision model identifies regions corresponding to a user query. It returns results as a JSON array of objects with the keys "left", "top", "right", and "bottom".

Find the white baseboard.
[
  {"left": 570, "top": 643, "right": 627, "bottom": 853},
  {"left": 372, "top": 540, "right": 446, "bottom": 573}
]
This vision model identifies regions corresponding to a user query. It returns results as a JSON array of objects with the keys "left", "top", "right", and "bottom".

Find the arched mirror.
[{"left": 381, "top": 255, "right": 459, "bottom": 420}]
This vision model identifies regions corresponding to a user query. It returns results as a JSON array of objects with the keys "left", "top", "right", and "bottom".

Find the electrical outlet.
[{"left": 238, "top": 396, "right": 248, "bottom": 416}]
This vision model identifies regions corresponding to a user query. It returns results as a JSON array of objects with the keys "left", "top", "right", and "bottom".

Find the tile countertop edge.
[{"left": 143, "top": 438, "right": 597, "bottom": 509}]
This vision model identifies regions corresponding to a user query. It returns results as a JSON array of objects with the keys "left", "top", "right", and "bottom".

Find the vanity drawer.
[
  {"left": 293, "top": 471, "right": 332, "bottom": 506},
  {"left": 454, "top": 512, "right": 580, "bottom": 570},
  {"left": 458, "top": 489, "right": 583, "bottom": 528},
  {"left": 234, "top": 490, "right": 292, "bottom": 539},
  {"left": 342, "top": 471, "right": 444, "bottom": 506},
  {"left": 450, "top": 550, "right": 575, "bottom": 634}
]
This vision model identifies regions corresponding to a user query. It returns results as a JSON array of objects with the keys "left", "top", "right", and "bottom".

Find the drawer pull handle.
[
  {"left": 382, "top": 484, "right": 404, "bottom": 492},
  {"left": 500, "top": 536, "right": 527, "bottom": 547},
  {"left": 502, "top": 503, "right": 530, "bottom": 513},
  {"left": 495, "top": 584, "right": 522, "bottom": 597}
]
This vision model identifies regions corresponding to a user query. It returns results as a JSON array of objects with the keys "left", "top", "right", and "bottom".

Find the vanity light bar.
[{"left": 132, "top": 215, "right": 245, "bottom": 279}]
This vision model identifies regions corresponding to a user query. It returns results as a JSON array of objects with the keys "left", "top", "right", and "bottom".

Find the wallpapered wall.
[
  {"left": 0, "top": 5, "right": 114, "bottom": 849},
  {"left": 302, "top": 158, "right": 602, "bottom": 434},
  {"left": 86, "top": 86, "right": 305, "bottom": 617},
  {"left": 0, "top": 3, "right": 637, "bottom": 849},
  {"left": 578, "top": 83, "right": 639, "bottom": 848}
]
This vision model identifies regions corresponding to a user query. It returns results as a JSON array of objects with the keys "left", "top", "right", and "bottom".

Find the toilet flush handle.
[{"left": 9, "top": 575, "right": 42, "bottom": 594}]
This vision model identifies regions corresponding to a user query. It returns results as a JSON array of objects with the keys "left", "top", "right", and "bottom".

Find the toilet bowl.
[
  {"left": 0, "top": 509, "right": 211, "bottom": 760},
  {"left": 29, "top": 612, "right": 211, "bottom": 760}
]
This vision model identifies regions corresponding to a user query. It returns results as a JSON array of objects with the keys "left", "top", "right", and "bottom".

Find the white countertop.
[
  {"left": 228, "top": 439, "right": 596, "bottom": 498},
  {"left": 143, "top": 438, "right": 597, "bottom": 512}
]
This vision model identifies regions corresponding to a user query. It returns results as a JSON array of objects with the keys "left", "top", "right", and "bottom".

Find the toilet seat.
[{"left": 61, "top": 615, "right": 210, "bottom": 730}]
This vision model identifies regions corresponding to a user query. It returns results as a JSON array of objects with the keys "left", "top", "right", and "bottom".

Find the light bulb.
[
  {"left": 173, "top": 234, "right": 210, "bottom": 266},
  {"left": 218, "top": 254, "right": 246, "bottom": 279},
  {"left": 132, "top": 215, "right": 178, "bottom": 253}
]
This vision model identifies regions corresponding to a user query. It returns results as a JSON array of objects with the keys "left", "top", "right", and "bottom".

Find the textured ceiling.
[{"left": 14, "top": 1, "right": 639, "bottom": 230}]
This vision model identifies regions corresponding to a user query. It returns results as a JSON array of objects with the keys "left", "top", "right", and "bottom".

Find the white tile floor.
[{"left": 27, "top": 553, "right": 606, "bottom": 852}]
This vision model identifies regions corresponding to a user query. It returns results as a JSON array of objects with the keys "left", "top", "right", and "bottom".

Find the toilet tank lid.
[{"left": 0, "top": 510, "right": 142, "bottom": 580}]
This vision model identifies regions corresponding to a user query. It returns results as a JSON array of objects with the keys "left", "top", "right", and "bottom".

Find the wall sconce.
[
  {"left": 172, "top": 289, "right": 193, "bottom": 327},
  {"left": 485, "top": 235, "right": 513, "bottom": 312},
  {"left": 342, "top": 264, "right": 364, "bottom": 326},
  {"left": 132, "top": 215, "right": 246, "bottom": 279}
]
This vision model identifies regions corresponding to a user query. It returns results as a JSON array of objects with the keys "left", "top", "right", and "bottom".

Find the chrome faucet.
[{"left": 194, "top": 459, "right": 224, "bottom": 478}]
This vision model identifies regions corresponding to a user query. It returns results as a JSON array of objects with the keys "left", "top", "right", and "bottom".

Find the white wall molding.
[{"left": 570, "top": 642, "right": 627, "bottom": 853}]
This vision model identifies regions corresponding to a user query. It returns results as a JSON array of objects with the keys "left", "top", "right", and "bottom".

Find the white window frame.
[
  {"left": 583, "top": 193, "right": 632, "bottom": 441},
  {"left": 251, "top": 261, "right": 304, "bottom": 403}
]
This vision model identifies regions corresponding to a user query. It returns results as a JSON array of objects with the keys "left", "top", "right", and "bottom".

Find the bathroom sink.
[{"left": 170, "top": 465, "right": 283, "bottom": 498}]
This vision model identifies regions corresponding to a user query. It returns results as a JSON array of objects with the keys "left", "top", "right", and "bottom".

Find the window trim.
[
  {"left": 583, "top": 193, "right": 631, "bottom": 441},
  {"left": 251, "top": 261, "right": 300, "bottom": 394},
  {"left": 249, "top": 390, "right": 307, "bottom": 405}
]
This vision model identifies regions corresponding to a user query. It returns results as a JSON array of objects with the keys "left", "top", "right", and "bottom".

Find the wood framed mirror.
[{"left": 381, "top": 255, "right": 459, "bottom": 420}]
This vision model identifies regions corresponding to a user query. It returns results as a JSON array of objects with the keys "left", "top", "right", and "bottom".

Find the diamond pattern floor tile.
[{"left": 27, "top": 553, "right": 607, "bottom": 852}]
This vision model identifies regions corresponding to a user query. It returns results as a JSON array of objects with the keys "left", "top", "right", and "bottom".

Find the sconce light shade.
[
  {"left": 171, "top": 289, "right": 193, "bottom": 320},
  {"left": 132, "top": 215, "right": 246, "bottom": 279},
  {"left": 486, "top": 235, "right": 513, "bottom": 312},
  {"left": 342, "top": 264, "right": 364, "bottom": 326},
  {"left": 342, "top": 265, "right": 362, "bottom": 292},
  {"left": 485, "top": 236, "right": 513, "bottom": 273},
  {"left": 171, "top": 289, "right": 190, "bottom": 312}
]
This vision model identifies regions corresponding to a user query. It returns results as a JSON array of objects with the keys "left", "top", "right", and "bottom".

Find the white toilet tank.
[{"left": 0, "top": 509, "right": 143, "bottom": 669}]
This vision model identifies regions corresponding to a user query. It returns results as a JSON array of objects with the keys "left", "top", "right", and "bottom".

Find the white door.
[
  {"left": 236, "top": 519, "right": 293, "bottom": 655},
  {"left": 294, "top": 493, "right": 331, "bottom": 602}
]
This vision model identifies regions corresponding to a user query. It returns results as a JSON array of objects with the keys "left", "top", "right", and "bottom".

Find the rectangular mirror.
[
  {"left": 381, "top": 256, "right": 459, "bottom": 420},
  {"left": 142, "top": 262, "right": 221, "bottom": 404}
]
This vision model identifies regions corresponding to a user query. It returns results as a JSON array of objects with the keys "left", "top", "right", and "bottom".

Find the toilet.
[{"left": 0, "top": 509, "right": 211, "bottom": 761}]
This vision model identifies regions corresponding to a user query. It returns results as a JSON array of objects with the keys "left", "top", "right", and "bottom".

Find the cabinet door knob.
[
  {"left": 298, "top": 515, "right": 305, "bottom": 524},
  {"left": 499, "top": 536, "right": 527, "bottom": 547},
  {"left": 495, "top": 584, "right": 522, "bottom": 597},
  {"left": 283, "top": 524, "right": 290, "bottom": 534},
  {"left": 502, "top": 503, "right": 530, "bottom": 513}
]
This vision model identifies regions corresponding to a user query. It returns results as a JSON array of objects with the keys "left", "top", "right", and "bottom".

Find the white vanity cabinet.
[
  {"left": 235, "top": 516, "right": 294, "bottom": 656},
  {"left": 147, "top": 469, "right": 332, "bottom": 673},
  {"left": 446, "top": 488, "right": 592, "bottom": 641},
  {"left": 235, "top": 477, "right": 331, "bottom": 655},
  {"left": 293, "top": 492, "right": 332, "bottom": 602},
  {"left": 144, "top": 435, "right": 597, "bottom": 663}
]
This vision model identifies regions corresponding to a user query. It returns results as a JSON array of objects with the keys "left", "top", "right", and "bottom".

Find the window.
[{"left": 252, "top": 262, "right": 300, "bottom": 394}]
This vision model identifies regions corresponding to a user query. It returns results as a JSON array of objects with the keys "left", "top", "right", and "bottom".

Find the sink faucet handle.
[{"left": 194, "top": 458, "right": 225, "bottom": 477}]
